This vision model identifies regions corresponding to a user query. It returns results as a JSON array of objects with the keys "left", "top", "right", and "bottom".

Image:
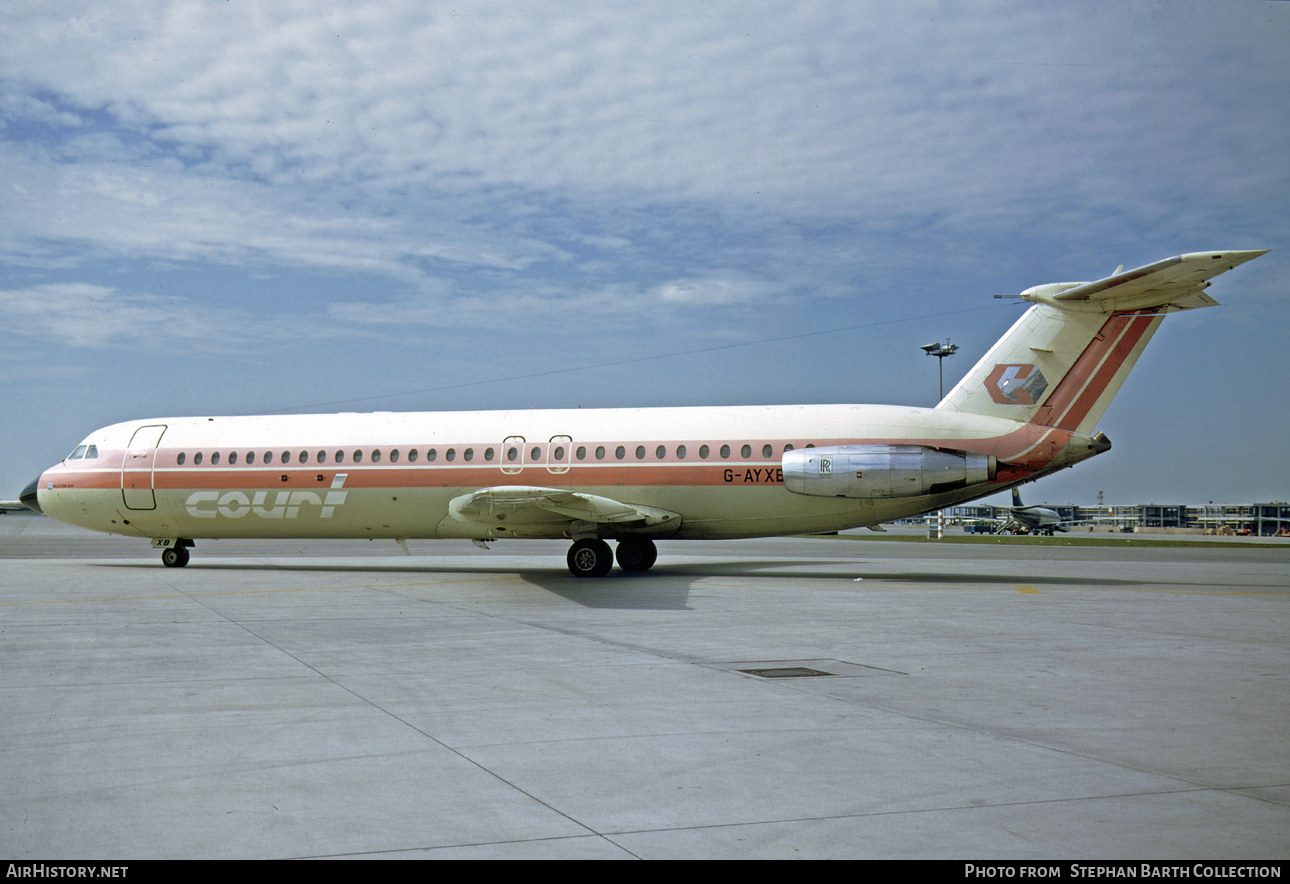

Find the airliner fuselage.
[{"left": 33, "top": 403, "right": 1092, "bottom": 543}]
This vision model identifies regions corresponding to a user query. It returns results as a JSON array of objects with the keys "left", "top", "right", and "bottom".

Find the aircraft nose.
[{"left": 19, "top": 476, "right": 43, "bottom": 515}]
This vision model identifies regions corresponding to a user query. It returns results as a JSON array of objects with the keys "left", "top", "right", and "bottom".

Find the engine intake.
[{"left": 782, "top": 444, "right": 995, "bottom": 499}]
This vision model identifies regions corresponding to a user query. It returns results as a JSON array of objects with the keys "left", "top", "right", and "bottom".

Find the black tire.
[
  {"left": 161, "top": 546, "right": 190, "bottom": 568},
  {"left": 567, "top": 538, "right": 613, "bottom": 578},
  {"left": 615, "top": 539, "right": 657, "bottom": 572}
]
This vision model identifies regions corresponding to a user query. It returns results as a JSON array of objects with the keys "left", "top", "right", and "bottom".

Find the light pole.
[
  {"left": 921, "top": 339, "right": 958, "bottom": 401},
  {"left": 921, "top": 339, "right": 957, "bottom": 539}
]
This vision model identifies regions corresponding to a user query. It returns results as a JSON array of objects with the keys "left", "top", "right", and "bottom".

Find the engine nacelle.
[{"left": 782, "top": 444, "right": 995, "bottom": 499}]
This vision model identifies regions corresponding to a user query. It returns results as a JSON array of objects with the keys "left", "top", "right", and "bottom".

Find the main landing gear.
[{"left": 566, "top": 538, "right": 658, "bottom": 578}]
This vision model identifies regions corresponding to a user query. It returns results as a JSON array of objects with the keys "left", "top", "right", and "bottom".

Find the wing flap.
[{"left": 449, "top": 485, "right": 680, "bottom": 532}]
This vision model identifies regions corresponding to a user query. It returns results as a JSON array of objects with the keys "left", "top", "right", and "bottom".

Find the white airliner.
[
  {"left": 993, "top": 487, "right": 1075, "bottom": 535},
  {"left": 23, "top": 250, "right": 1265, "bottom": 576}
]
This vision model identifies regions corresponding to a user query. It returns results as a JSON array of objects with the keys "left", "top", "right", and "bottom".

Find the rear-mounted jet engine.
[{"left": 782, "top": 445, "right": 995, "bottom": 499}]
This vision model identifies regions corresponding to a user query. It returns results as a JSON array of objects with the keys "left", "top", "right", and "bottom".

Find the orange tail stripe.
[{"left": 1034, "top": 310, "right": 1159, "bottom": 431}]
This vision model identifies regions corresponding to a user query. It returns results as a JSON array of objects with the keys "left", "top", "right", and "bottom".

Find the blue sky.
[{"left": 1, "top": 0, "right": 1285, "bottom": 506}]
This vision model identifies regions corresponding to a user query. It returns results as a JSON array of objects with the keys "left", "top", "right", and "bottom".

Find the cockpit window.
[
  {"left": 67, "top": 445, "right": 87, "bottom": 460},
  {"left": 65, "top": 444, "right": 99, "bottom": 461}
]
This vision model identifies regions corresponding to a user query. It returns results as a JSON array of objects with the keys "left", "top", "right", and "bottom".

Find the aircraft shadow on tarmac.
[
  {"left": 92, "top": 555, "right": 1146, "bottom": 611},
  {"left": 95, "top": 558, "right": 694, "bottom": 610}
]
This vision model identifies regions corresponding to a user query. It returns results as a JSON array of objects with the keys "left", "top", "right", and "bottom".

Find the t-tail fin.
[{"left": 936, "top": 250, "right": 1267, "bottom": 435}]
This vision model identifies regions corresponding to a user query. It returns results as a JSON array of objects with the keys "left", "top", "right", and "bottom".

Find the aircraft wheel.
[
  {"left": 615, "top": 538, "right": 657, "bottom": 572},
  {"left": 567, "top": 539, "right": 613, "bottom": 578},
  {"left": 161, "top": 546, "right": 190, "bottom": 568}
]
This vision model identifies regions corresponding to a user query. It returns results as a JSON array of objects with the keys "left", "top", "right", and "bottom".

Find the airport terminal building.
[{"left": 946, "top": 501, "right": 1290, "bottom": 536}]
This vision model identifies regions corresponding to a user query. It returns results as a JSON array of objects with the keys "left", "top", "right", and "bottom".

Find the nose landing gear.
[{"left": 156, "top": 539, "right": 193, "bottom": 568}]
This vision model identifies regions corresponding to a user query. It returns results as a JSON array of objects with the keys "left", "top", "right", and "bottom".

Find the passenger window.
[
  {"left": 741, "top": 444, "right": 752, "bottom": 458},
  {"left": 484, "top": 448, "right": 494, "bottom": 462},
  {"left": 353, "top": 450, "right": 363, "bottom": 463},
  {"left": 246, "top": 452, "right": 256, "bottom": 464},
  {"left": 677, "top": 445, "right": 687, "bottom": 459},
  {"left": 264, "top": 451, "right": 273, "bottom": 464},
  {"left": 720, "top": 445, "right": 730, "bottom": 458},
  {"left": 596, "top": 446, "right": 606, "bottom": 460},
  {"left": 409, "top": 449, "right": 419, "bottom": 462},
  {"left": 229, "top": 452, "right": 238, "bottom": 465},
  {"left": 280, "top": 451, "right": 290, "bottom": 464},
  {"left": 371, "top": 450, "right": 382, "bottom": 463},
  {"left": 177, "top": 452, "right": 186, "bottom": 465},
  {"left": 464, "top": 448, "right": 473, "bottom": 462},
  {"left": 783, "top": 444, "right": 794, "bottom": 452},
  {"left": 316, "top": 450, "right": 326, "bottom": 463},
  {"left": 334, "top": 451, "right": 344, "bottom": 463},
  {"left": 390, "top": 449, "right": 400, "bottom": 463},
  {"left": 615, "top": 446, "right": 625, "bottom": 460},
  {"left": 507, "top": 446, "right": 519, "bottom": 462},
  {"left": 446, "top": 449, "right": 456, "bottom": 462},
  {"left": 427, "top": 449, "right": 436, "bottom": 462},
  {"left": 576, "top": 446, "right": 586, "bottom": 460},
  {"left": 531, "top": 446, "right": 540, "bottom": 461},
  {"left": 762, "top": 444, "right": 772, "bottom": 458},
  {"left": 194, "top": 452, "right": 204, "bottom": 465},
  {"left": 655, "top": 445, "right": 665, "bottom": 459},
  {"left": 211, "top": 452, "right": 221, "bottom": 465},
  {"left": 700, "top": 445, "right": 709, "bottom": 459},
  {"left": 635, "top": 445, "right": 646, "bottom": 460},
  {"left": 554, "top": 446, "right": 565, "bottom": 461}
]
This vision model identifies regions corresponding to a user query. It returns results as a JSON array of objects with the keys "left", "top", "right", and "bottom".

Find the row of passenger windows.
[{"left": 174, "top": 442, "right": 814, "bottom": 467}]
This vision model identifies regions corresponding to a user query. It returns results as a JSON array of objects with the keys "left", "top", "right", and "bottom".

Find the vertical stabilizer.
[{"left": 936, "top": 250, "right": 1266, "bottom": 435}]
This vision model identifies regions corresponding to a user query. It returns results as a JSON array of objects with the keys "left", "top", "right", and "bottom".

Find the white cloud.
[
  {"left": 2, "top": 1, "right": 1285, "bottom": 279},
  {"left": 0, "top": 2, "right": 1225, "bottom": 206},
  {"left": 0, "top": 282, "right": 223, "bottom": 348},
  {"left": 654, "top": 274, "right": 778, "bottom": 307}
]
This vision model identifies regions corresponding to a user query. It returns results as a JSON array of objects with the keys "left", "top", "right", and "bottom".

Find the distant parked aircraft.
[{"left": 993, "top": 487, "right": 1076, "bottom": 535}]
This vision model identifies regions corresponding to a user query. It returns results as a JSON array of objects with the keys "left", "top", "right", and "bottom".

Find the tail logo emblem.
[{"left": 985, "top": 364, "right": 1048, "bottom": 405}]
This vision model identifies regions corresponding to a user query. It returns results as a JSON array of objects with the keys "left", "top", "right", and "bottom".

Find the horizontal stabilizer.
[{"left": 1022, "top": 250, "right": 1267, "bottom": 314}]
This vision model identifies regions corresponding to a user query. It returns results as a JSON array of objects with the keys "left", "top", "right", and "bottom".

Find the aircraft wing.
[
  {"left": 1048, "top": 250, "right": 1267, "bottom": 313},
  {"left": 448, "top": 486, "right": 681, "bottom": 534}
]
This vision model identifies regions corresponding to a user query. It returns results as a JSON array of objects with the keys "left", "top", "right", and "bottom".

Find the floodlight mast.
[
  {"left": 921, "top": 340, "right": 958, "bottom": 401},
  {"left": 920, "top": 340, "right": 958, "bottom": 541}
]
